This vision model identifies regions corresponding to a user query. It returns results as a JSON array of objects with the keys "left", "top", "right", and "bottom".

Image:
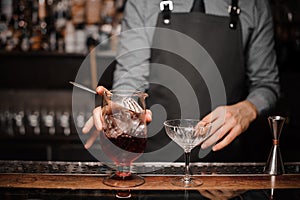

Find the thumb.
[{"left": 146, "top": 109, "right": 152, "bottom": 122}]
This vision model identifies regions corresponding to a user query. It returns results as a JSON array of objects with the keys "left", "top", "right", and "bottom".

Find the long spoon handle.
[{"left": 69, "top": 81, "right": 97, "bottom": 94}]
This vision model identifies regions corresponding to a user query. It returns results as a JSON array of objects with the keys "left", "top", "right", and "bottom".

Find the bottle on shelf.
[
  {"left": 1, "top": 0, "right": 13, "bottom": 23},
  {"left": 71, "top": 0, "right": 85, "bottom": 25},
  {"left": 74, "top": 23, "right": 87, "bottom": 54},
  {"left": 64, "top": 16, "right": 75, "bottom": 53},
  {"left": 86, "top": 0, "right": 101, "bottom": 25},
  {"left": 13, "top": 110, "right": 26, "bottom": 135},
  {"left": 0, "top": 14, "right": 9, "bottom": 50},
  {"left": 0, "top": 0, "right": 13, "bottom": 51},
  {"left": 26, "top": 110, "right": 41, "bottom": 136},
  {"left": 20, "top": 23, "right": 30, "bottom": 51}
]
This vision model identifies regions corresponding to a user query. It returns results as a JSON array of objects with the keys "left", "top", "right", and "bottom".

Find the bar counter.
[{"left": 1, "top": 161, "right": 300, "bottom": 199}]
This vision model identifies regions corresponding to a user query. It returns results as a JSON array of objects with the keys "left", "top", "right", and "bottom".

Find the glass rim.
[
  {"left": 268, "top": 116, "right": 285, "bottom": 121},
  {"left": 106, "top": 89, "right": 148, "bottom": 97},
  {"left": 163, "top": 119, "right": 211, "bottom": 128}
]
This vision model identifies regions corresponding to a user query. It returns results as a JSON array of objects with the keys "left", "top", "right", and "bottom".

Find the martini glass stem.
[{"left": 184, "top": 151, "right": 192, "bottom": 182}]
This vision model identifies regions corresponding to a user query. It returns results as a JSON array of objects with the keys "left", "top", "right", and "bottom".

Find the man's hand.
[
  {"left": 82, "top": 86, "right": 152, "bottom": 149},
  {"left": 200, "top": 100, "right": 258, "bottom": 151},
  {"left": 198, "top": 189, "right": 247, "bottom": 200}
]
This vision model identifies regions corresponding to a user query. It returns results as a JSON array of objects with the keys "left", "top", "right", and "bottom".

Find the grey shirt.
[{"left": 113, "top": 0, "right": 280, "bottom": 114}]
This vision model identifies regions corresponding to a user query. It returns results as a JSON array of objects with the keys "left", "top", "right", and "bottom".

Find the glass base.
[
  {"left": 115, "top": 190, "right": 132, "bottom": 198},
  {"left": 171, "top": 177, "right": 203, "bottom": 188},
  {"left": 103, "top": 173, "right": 145, "bottom": 188}
]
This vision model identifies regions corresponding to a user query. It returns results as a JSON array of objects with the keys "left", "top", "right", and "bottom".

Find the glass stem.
[
  {"left": 116, "top": 165, "right": 131, "bottom": 178},
  {"left": 184, "top": 151, "right": 192, "bottom": 182}
]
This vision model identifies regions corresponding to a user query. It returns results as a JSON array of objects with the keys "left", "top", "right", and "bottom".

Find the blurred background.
[{"left": 0, "top": 0, "right": 299, "bottom": 162}]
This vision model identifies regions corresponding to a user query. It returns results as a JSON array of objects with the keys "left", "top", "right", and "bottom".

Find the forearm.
[
  {"left": 113, "top": 62, "right": 150, "bottom": 91},
  {"left": 112, "top": 0, "right": 151, "bottom": 92},
  {"left": 245, "top": 0, "right": 280, "bottom": 115},
  {"left": 246, "top": 85, "right": 279, "bottom": 115}
]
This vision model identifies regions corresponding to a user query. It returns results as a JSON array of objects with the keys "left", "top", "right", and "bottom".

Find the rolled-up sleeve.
[{"left": 245, "top": 0, "right": 280, "bottom": 114}]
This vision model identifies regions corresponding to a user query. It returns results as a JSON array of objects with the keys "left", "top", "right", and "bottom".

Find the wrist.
[{"left": 242, "top": 100, "right": 258, "bottom": 121}]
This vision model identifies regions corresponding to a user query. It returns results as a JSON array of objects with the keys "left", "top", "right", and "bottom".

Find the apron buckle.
[
  {"left": 228, "top": 5, "right": 241, "bottom": 29},
  {"left": 160, "top": 1, "right": 173, "bottom": 24},
  {"left": 160, "top": 1, "right": 174, "bottom": 11},
  {"left": 228, "top": 5, "right": 241, "bottom": 15}
]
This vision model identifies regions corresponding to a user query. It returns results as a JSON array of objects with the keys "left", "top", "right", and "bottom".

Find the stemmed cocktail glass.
[{"left": 164, "top": 119, "right": 212, "bottom": 187}]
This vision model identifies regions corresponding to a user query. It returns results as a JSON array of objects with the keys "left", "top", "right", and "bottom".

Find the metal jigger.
[{"left": 264, "top": 116, "right": 286, "bottom": 175}]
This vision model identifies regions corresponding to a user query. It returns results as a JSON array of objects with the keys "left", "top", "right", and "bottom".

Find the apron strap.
[
  {"left": 160, "top": 0, "right": 173, "bottom": 24},
  {"left": 191, "top": 0, "right": 205, "bottom": 13},
  {"left": 228, "top": 0, "right": 241, "bottom": 29}
]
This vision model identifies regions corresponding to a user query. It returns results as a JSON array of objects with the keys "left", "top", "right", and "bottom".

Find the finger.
[
  {"left": 210, "top": 116, "right": 242, "bottom": 151},
  {"left": 201, "top": 112, "right": 214, "bottom": 123},
  {"left": 82, "top": 116, "right": 94, "bottom": 134},
  {"left": 207, "top": 117, "right": 224, "bottom": 135},
  {"left": 200, "top": 128, "right": 219, "bottom": 149},
  {"left": 96, "top": 86, "right": 109, "bottom": 95},
  {"left": 213, "top": 190, "right": 225, "bottom": 196},
  {"left": 201, "top": 106, "right": 226, "bottom": 123},
  {"left": 84, "top": 130, "right": 100, "bottom": 149},
  {"left": 93, "top": 106, "right": 103, "bottom": 131},
  {"left": 201, "top": 108, "right": 226, "bottom": 134},
  {"left": 196, "top": 120, "right": 210, "bottom": 127},
  {"left": 212, "top": 126, "right": 241, "bottom": 151},
  {"left": 206, "top": 190, "right": 227, "bottom": 200},
  {"left": 195, "top": 121, "right": 211, "bottom": 136},
  {"left": 198, "top": 190, "right": 215, "bottom": 199},
  {"left": 199, "top": 115, "right": 226, "bottom": 147},
  {"left": 201, "top": 117, "right": 234, "bottom": 149}
]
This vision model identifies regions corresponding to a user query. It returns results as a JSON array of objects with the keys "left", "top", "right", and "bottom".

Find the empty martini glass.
[{"left": 164, "top": 119, "right": 212, "bottom": 187}]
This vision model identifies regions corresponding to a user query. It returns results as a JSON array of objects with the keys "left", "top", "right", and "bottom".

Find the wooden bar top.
[
  {"left": 1, "top": 161, "right": 300, "bottom": 191},
  {"left": 1, "top": 174, "right": 300, "bottom": 190}
]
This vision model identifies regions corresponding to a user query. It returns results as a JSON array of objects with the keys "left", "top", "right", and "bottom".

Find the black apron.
[{"left": 143, "top": 0, "right": 248, "bottom": 162}]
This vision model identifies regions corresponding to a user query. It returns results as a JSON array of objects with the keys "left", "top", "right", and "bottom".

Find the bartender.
[{"left": 83, "top": 0, "right": 280, "bottom": 162}]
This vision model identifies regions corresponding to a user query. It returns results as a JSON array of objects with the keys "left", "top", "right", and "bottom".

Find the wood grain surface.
[{"left": 1, "top": 174, "right": 300, "bottom": 190}]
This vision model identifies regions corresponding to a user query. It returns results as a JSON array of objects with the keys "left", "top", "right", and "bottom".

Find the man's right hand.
[{"left": 81, "top": 86, "right": 152, "bottom": 149}]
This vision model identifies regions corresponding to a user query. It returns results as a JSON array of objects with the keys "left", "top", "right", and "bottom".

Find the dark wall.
[{"left": 269, "top": 0, "right": 300, "bottom": 161}]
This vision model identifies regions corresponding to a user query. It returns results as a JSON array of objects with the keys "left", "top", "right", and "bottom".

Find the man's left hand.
[{"left": 200, "top": 100, "right": 258, "bottom": 151}]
